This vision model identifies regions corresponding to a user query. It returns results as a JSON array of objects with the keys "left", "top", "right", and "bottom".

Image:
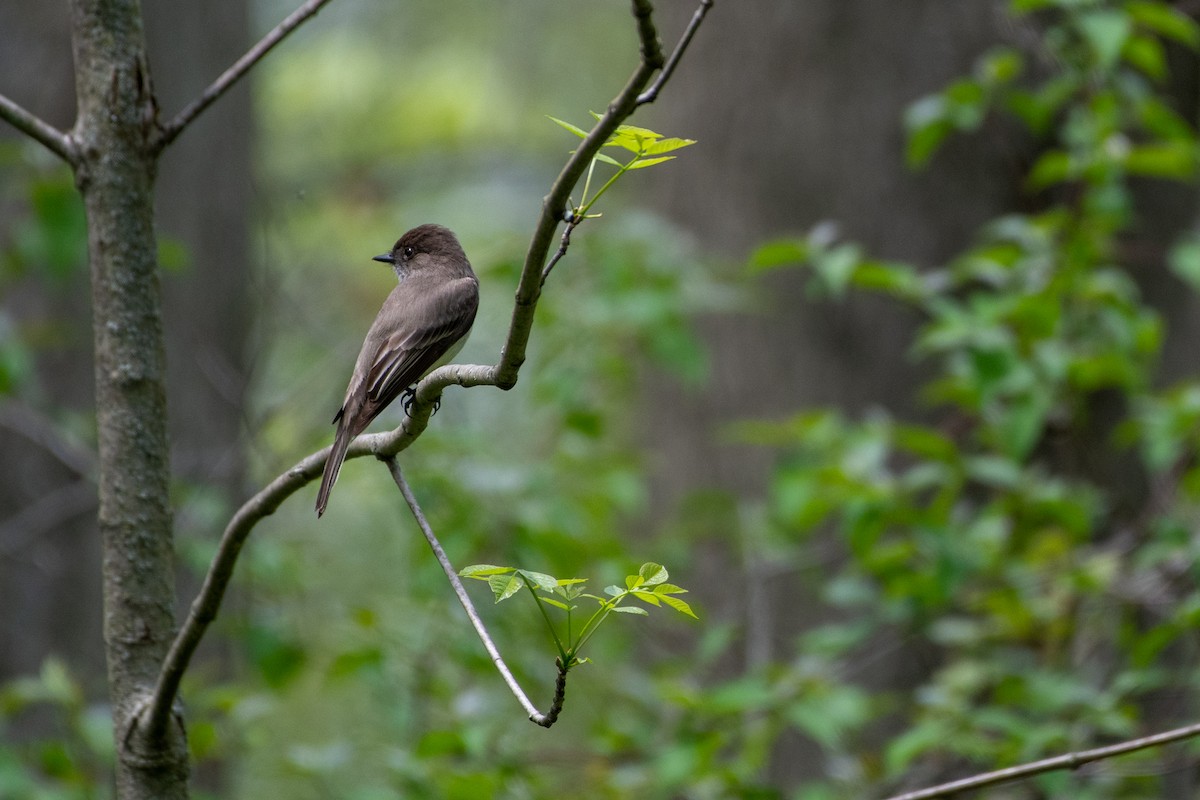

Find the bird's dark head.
[{"left": 373, "top": 224, "right": 470, "bottom": 279}]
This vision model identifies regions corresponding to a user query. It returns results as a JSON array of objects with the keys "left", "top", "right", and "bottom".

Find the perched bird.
[{"left": 316, "top": 224, "right": 479, "bottom": 517}]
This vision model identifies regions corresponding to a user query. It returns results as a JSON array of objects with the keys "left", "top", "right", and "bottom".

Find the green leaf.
[
  {"left": 652, "top": 583, "right": 688, "bottom": 595},
  {"left": 894, "top": 424, "right": 958, "bottom": 462},
  {"left": 851, "top": 261, "right": 927, "bottom": 302},
  {"left": 885, "top": 721, "right": 950, "bottom": 774},
  {"left": 997, "top": 391, "right": 1053, "bottom": 460},
  {"left": 516, "top": 569, "right": 559, "bottom": 591},
  {"left": 539, "top": 597, "right": 571, "bottom": 611},
  {"left": 645, "top": 137, "right": 697, "bottom": 155},
  {"left": 1168, "top": 235, "right": 1200, "bottom": 292},
  {"left": 611, "top": 606, "right": 649, "bottom": 616},
  {"left": 1027, "top": 150, "right": 1073, "bottom": 188},
  {"left": 607, "top": 124, "right": 663, "bottom": 154},
  {"left": 548, "top": 116, "right": 588, "bottom": 139},
  {"left": 246, "top": 627, "right": 306, "bottom": 689},
  {"left": 904, "top": 95, "right": 953, "bottom": 168},
  {"left": 1138, "top": 97, "right": 1193, "bottom": 141},
  {"left": 639, "top": 562, "right": 669, "bottom": 585},
  {"left": 750, "top": 239, "right": 809, "bottom": 273},
  {"left": 976, "top": 47, "right": 1023, "bottom": 85},
  {"left": 1126, "top": 0, "right": 1200, "bottom": 49},
  {"left": 632, "top": 590, "right": 662, "bottom": 605},
  {"left": 612, "top": 122, "right": 661, "bottom": 139},
  {"left": 39, "top": 658, "right": 78, "bottom": 706},
  {"left": 459, "top": 564, "right": 514, "bottom": 578},
  {"left": 626, "top": 156, "right": 676, "bottom": 170},
  {"left": 1122, "top": 34, "right": 1167, "bottom": 80},
  {"left": 555, "top": 584, "right": 587, "bottom": 603},
  {"left": 965, "top": 455, "right": 1023, "bottom": 489},
  {"left": 593, "top": 152, "right": 623, "bottom": 167},
  {"left": 488, "top": 574, "right": 524, "bottom": 602},
  {"left": 813, "top": 242, "right": 862, "bottom": 297},
  {"left": 1078, "top": 9, "right": 1132, "bottom": 71},
  {"left": 659, "top": 594, "right": 699, "bottom": 619},
  {"left": 1124, "top": 142, "right": 1197, "bottom": 179}
]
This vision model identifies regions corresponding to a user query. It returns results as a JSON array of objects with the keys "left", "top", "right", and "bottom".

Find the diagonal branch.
[
  {"left": 386, "top": 458, "right": 567, "bottom": 726},
  {"left": 886, "top": 721, "right": 1200, "bottom": 800},
  {"left": 637, "top": 0, "right": 713, "bottom": 105},
  {"left": 141, "top": 0, "right": 713, "bottom": 741},
  {"left": 0, "top": 400, "right": 96, "bottom": 476},
  {"left": 153, "top": 0, "right": 335, "bottom": 152},
  {"left": 141, "top": 364, "right": 496, "bottom": 740},
  {"left": 0, "top": 94, "right": 76, "bottom": 163},
  {"left": 494, "top": 0, "right": 700, "bottom": 389}
]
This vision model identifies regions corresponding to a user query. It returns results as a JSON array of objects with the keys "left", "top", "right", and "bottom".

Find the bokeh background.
[{"left": 6, "top": 0, "right": 1200, "bottom": 797}]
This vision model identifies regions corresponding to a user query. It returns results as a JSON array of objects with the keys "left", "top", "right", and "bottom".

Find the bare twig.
[
  {"left": 0, "top": 480, "right": 97, "bottom": 557},
  {"left": 0, "top": 400, "right": 96, "bottom": 476},
  {"left": 540, "top": 217, "right": 580, "bottom": 285},
  {"left": 885, "top": 722, "right": 1200, "bottom": 800},
  {"left": 386, "top": 458, "right": 566, "bottom": 726},
  {"left": 637, "top": 0, "right": 713, "bottom": 105},
  {"left": 153, "top": 0, "right": 334, "bottom": 151},
  {"left": 494, "top": 0, "right": 708, "bottom": 389},
  {"left": 0, "top": 94, "right": 75, "bottom": 163},
  {"left": 144, "top": 0, "right": 712, "bottom": 738}
]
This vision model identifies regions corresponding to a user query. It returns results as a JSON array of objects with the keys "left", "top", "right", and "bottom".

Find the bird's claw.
[{"left": 401, "top": 387, "right": 441, "bottom": 418}]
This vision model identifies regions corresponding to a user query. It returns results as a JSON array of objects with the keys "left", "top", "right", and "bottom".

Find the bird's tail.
[{"left": 315, "top": 423, "right": 352, "bottom": 517}]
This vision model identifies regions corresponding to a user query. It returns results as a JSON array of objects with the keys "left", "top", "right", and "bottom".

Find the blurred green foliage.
[
  {"left": 0, "top": 142, "right": 87, "bottom": 399},
  {"left": 0, "top": 660, "right": 113, "bottom": 800},
  {"left": 746, "top": 0, "right": 1200, "bottom": 796}
]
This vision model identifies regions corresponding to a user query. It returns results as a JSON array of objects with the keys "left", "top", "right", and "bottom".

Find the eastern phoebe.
[{"left": 316, "top": 224, "right": 479, "bottom": 517}]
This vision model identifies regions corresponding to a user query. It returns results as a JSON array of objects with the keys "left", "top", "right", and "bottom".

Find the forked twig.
[
  {"left": 153, "top": 0, "right": 334, "bottom": 151},
  {"left": 386, "top": 458, "right": 566, "bottom": 726}
]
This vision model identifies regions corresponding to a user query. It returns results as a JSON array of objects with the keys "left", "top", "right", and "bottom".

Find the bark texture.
[{"left": 68, "top": 0, "right": 188, "bottom": 794}]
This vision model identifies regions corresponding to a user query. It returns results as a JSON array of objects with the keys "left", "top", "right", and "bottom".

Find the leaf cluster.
[
  {"left": 549, "top": 115, "right": 695, "bottom": 219},
  {"left": 0, "top": 659, "right": 114, "bottom": 798},
  {"left": 460, "top": 562, "right": 696, "bottom": 669}
]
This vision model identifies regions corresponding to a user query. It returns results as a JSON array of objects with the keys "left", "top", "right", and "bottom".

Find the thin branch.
[
  {"left": 0, "top": 400, "right": 96, "bottom": 476},
  {"left": 0, "top": 480, "right": 97, "bottom": 558},
  {"left": 637, "top": 0, "right": 713, "bottom": 105},
  {"left": 630, "top": 0, "right": 665, "bottom": 69},
  {"left": 386, "top": 458, "right": 566, "bottom": 727},
  {"left": 153, "top": 0, "right": 334, "bottom": 151},
  {"left": 0, "top": 94, "right": 75, "bottom": 163},
  {"left": 540, "top": 217, "right": 580, "bottom": 285},
  {"left": 143, "top": 0, "right": 713, "bottom": 738},
  {"left": 140, "top": 362, "right": 493, "bottom": 741},
  {"left": 885, "top": 722, "right": 1200, "bottom": 800},
  {"left": 495, "top": 0, "right": 703, "bottom": 389}
]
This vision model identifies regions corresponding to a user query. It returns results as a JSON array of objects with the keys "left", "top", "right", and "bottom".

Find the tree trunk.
[{"left": 68, "top": 0, "right": 188, "bottom": 795}]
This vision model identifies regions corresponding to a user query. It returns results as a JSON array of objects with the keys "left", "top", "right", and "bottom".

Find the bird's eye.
[{"left": 403, "top": 246, "right": 415, "bottom": 259}]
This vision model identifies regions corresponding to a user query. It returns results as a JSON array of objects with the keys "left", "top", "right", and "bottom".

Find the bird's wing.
[{"left": 356, "top": 275, "right": 479, "bottom": 429}]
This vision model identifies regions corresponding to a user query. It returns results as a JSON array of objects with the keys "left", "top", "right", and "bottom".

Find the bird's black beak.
[{"left": 372, "top": 253, "right": 394, "bottom": 264}]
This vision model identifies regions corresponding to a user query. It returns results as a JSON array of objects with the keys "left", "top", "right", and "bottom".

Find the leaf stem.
[
  {"left": 577, "top": 156, "right": 638, "bottom": 218},
  {"left": 526, "top": 581, "right": 569, "bottom": 662}
]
